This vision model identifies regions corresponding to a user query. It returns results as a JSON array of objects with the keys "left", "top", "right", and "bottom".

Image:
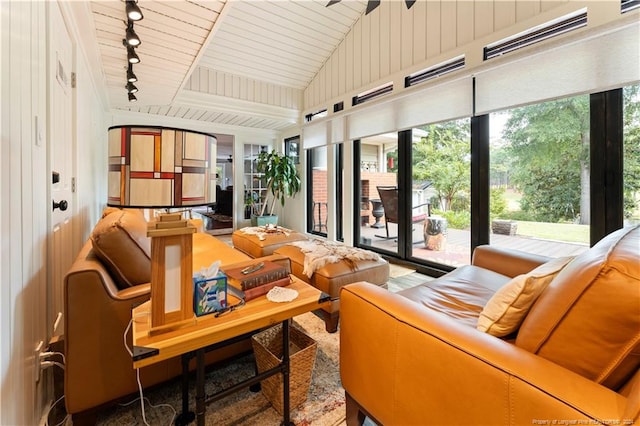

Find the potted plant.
[{"left": 251, "top": 149, "right": 301, "bottom": 226}]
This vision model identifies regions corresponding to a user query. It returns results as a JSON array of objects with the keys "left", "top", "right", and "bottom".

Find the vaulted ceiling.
[{"left": 87, "top": 0, "right": 367, "bottom": 131}]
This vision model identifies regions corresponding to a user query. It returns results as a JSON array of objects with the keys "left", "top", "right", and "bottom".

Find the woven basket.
[{"left": 251, "top": 323, "right": 318, "bottom": 415}]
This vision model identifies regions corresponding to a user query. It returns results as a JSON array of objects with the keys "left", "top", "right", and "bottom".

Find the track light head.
[
  {"left": 126, "top": 82, "right": 138, "bottom": 93},
  {"left": 128, "top": 92, "right": 137, "bottom": 102},
  {"left": 126, "top": 45, "right": 140, "bottom": 64},
  {"left": 125, "top": 22, "right": 141, "bottom": 47},
  {"left": 126, "top": 64, "right": 137, "bottom": 82},
  {"left": 126, "top": 0, "right": 143, "bottom": 21}
]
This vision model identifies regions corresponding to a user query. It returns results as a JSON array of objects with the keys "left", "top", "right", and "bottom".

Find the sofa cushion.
[
  {"left": 398, "top": 265, "right": 511, "bottom": 328},
  {"left": 101, "top": 206, "right": 146, "bottom": 220},
  {"left": 516, "top": 225, "right": 640, "bottom": 390},
  {"left": 477, "top": 256, "right": 574, "bottom": 337},
  {"left": 90, "top": 209, "right": 151, "bottom": 289}
]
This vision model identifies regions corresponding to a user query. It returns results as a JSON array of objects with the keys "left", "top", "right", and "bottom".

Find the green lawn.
[{"left": 515, "top": 221, "right": 589, "bottom": 244}]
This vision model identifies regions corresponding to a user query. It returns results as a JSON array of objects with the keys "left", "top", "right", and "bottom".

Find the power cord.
[
  {"left": 44, "top": 395, "right": 69, "bottom": 426},
  {"left": 42, "top": 354, "right": 69, "bottom": 426},
  {"left": 123, "top": 312, "right": 176, "bottom": 426}
]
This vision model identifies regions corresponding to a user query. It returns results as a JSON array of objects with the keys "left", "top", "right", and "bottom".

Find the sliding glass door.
[
  {"left": 356, "top": 133, "right": 399, "bottom": 257},
  {"left": 409, "top": 119, "right": 471, "bottom": 267}
]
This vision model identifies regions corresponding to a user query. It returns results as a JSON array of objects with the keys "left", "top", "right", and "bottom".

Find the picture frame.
[{"left": 284, "top": 137, "right": 300, "bottom": 164}]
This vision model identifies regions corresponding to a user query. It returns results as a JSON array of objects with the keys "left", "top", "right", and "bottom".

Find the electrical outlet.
[{"left": 34, "top": 340, "right": 44, "bottom": 383}]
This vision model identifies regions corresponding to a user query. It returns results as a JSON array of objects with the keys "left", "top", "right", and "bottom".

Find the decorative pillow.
[
  {"left": 91, "top": 209, "right": 151, "bottom": 289},
  {"left": 477, "top": 256, "right": 574, "bottom": 337}
]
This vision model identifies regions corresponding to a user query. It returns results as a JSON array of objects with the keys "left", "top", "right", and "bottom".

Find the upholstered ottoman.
[
  {"left": 274, "top": 241, "right": 389, "bottom": 333},
  {"left": 232, "top": 227, "right": 308, "bottom": 258}
]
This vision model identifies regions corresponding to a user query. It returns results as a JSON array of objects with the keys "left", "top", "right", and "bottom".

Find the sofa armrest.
[
  {"left": 340, "top": 282, "right": 628, "bottom": 425},
  {"left": 472, "top": 245, "right": 551, "bottom": 278},
  {"left": 64, "top": 245, "right": 154, "bottom": 414}
]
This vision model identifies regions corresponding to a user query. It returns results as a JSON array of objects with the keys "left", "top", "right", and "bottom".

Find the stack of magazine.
[{"left": 222, "top": 260, "right": 292, "bottom": 301}]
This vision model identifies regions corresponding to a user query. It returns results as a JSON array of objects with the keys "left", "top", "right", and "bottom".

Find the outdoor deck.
[{"left": 360, "top": 224, "right": 589, "bottom": 267}]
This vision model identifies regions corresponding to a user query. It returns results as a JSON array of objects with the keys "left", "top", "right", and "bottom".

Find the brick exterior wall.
[{"left": 311, "top": 170, "right": 396, "bottom": 229}]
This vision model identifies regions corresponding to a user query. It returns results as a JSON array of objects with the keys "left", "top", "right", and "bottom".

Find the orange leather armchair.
[{"left": 340, "top": 226, "right": 640, "bottom": 425}]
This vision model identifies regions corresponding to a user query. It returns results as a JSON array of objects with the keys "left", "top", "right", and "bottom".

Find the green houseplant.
[{"left": 251, "top": 149, "right": 301, "bottom": 226}]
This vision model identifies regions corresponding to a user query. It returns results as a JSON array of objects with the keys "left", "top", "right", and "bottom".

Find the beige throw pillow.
[{"left": 477, "top": 256, "right": 574, "bottom": 337}]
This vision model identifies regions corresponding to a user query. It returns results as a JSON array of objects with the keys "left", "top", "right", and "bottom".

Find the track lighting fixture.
[
  {"left": 126, "top": 82, "right": 138, "bottom": 93},
  {"left": 125, "top": 21, "right": 141, "bottom": 47},
  {"left": 126, "top": 64, "right": 137, "bottom": 83},
  {"left": 125, "top": 0, "right": 143, "bottom": 21},
  {"left": 126, "top": 45, "right": 140, "bottom": 64},
  {"left": 123, "top": 2, "right": 143, "bottom": 102}
]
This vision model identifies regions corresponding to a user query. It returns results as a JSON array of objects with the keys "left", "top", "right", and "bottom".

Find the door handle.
[{"left": 53, "top": 200, "right": 68, "bottom": 211}]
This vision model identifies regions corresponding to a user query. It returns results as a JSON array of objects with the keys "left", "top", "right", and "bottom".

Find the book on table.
[
  {"left": 222, "top": 260, "right": 292, "bottom": 301},
  {"left": 228, "top": 276, "right": 293, "bottom": 302}
]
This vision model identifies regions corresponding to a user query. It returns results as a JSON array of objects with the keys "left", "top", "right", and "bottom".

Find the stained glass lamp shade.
[{"left": 107, "top": 126, "right": 217, "bottom": 208}]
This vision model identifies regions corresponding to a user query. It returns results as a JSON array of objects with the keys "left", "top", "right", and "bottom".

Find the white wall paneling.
[
  {"left": 302, "top": 0, "right": 590, "bottom": 114},
  {"left": 1, "top": 1, "right": 49, "bottom": 424},
  {"left": 185, "top": 67, "right": 303, "bottom": 110}
]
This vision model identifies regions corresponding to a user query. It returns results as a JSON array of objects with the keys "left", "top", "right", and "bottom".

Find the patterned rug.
[{"left": 93, "top": 312, "right": 344, "bottom": 426}]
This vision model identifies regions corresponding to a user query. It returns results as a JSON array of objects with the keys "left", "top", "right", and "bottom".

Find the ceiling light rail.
[{"left": 122, "top": 1, "right": 144, "bottom": 102}]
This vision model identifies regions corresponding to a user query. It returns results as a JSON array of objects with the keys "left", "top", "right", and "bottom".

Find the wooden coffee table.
[{"left": 132, "top": 277, "right": 329, "bottom": 426}]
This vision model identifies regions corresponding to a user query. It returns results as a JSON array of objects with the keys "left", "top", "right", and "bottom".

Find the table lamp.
[{"left": 107, "top": 125, "right": 217, "bottom": 334}]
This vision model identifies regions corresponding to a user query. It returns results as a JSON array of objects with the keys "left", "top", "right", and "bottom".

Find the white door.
[{"left": 48, "top": 2, "right": 75, "bottom": 337}]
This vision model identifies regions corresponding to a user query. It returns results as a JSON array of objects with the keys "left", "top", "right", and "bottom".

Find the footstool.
[
  {"left": 232, "top": 227, "right": 308, "bottom": 258},
  {"left": 274, "top": 242, "right": 389, "bottom": 333}
]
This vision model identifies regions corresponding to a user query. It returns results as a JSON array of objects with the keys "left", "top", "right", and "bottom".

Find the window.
[
  {"left": 352, "top": 82, "right": 393, "bottom": 106},
  {"left": 410, "top": 120, "right": 471, "bottom": 267},
  {"left": 305, "top": 109, "right": 327, "bottom": 122},
  {"left": 489, "top": 94, "right": 591, "bottom": 257},
  {"left": 336, "top": 143, "right": 344, "bottom": 241},
  {"left": 307, "top": 145, "right": 328, "bottom": 236},
  {"left": 405, "top": 56, "right": 465, "bottom": 88},
  {"left": 623, "top": 84, "right": 640, "bottom": 226},
  {"left": 357, "top": 133, "right": 399, "bottom": 255},
  {"left": 622, "top": 0, "right": 640, "bottom": 13},
  {"left": 483, "top": 9, "right": 587, "bottom": 60}
]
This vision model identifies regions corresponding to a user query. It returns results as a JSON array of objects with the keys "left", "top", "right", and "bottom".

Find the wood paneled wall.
[
  {"left": 186, "top": 67, "right": 303, "bottom": 110},
  {"left": 304, "top": 0, "right": 571, "bottom": 111}
]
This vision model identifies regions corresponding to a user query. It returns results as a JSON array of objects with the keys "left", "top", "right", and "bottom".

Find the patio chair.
[{"left": 375, "top": 186, "right": 431, "bottom": 240}]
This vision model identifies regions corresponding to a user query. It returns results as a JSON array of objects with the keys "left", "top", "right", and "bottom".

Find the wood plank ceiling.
[{"left": 90, "top": 0, "right": 366, "bottom": 131}]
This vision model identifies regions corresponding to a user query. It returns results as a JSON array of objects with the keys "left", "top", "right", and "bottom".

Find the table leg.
[
  {"left": 196, "top": 348, "right": 206, "bottom": 426},
  {"left": 175, "top": 353, "right": 195, "bottom": 426},
  {"left": 282, "top": 320, "right": 292, "bottom": 426}
]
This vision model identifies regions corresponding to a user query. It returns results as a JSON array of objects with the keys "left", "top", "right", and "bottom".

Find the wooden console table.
[{"left": 132, "top": 277, "right": 329, "bottom": 426}]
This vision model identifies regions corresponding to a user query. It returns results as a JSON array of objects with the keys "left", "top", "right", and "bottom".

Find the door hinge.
[
  {"left": 71, "top": 177, "right": 76, "bottom": 193},
  {"left": 71, "top": 72, "right": 76, "bottom": 88}
]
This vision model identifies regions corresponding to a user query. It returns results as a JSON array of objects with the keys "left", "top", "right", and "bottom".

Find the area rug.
[{"left": 94, "top": 311, "right": 344, "bottom": 426}]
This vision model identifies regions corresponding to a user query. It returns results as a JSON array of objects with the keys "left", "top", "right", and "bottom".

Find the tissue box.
[{"left": 193, "top": 274, "right": 227, "bottom": 316}]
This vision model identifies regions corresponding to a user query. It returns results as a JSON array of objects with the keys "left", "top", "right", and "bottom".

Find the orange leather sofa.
[
  {"left": 340, "top": 225, "right": 639, "bottom": 425},
  {"left": 63, "top": 209, "right": 252, "bottom": 424}
]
